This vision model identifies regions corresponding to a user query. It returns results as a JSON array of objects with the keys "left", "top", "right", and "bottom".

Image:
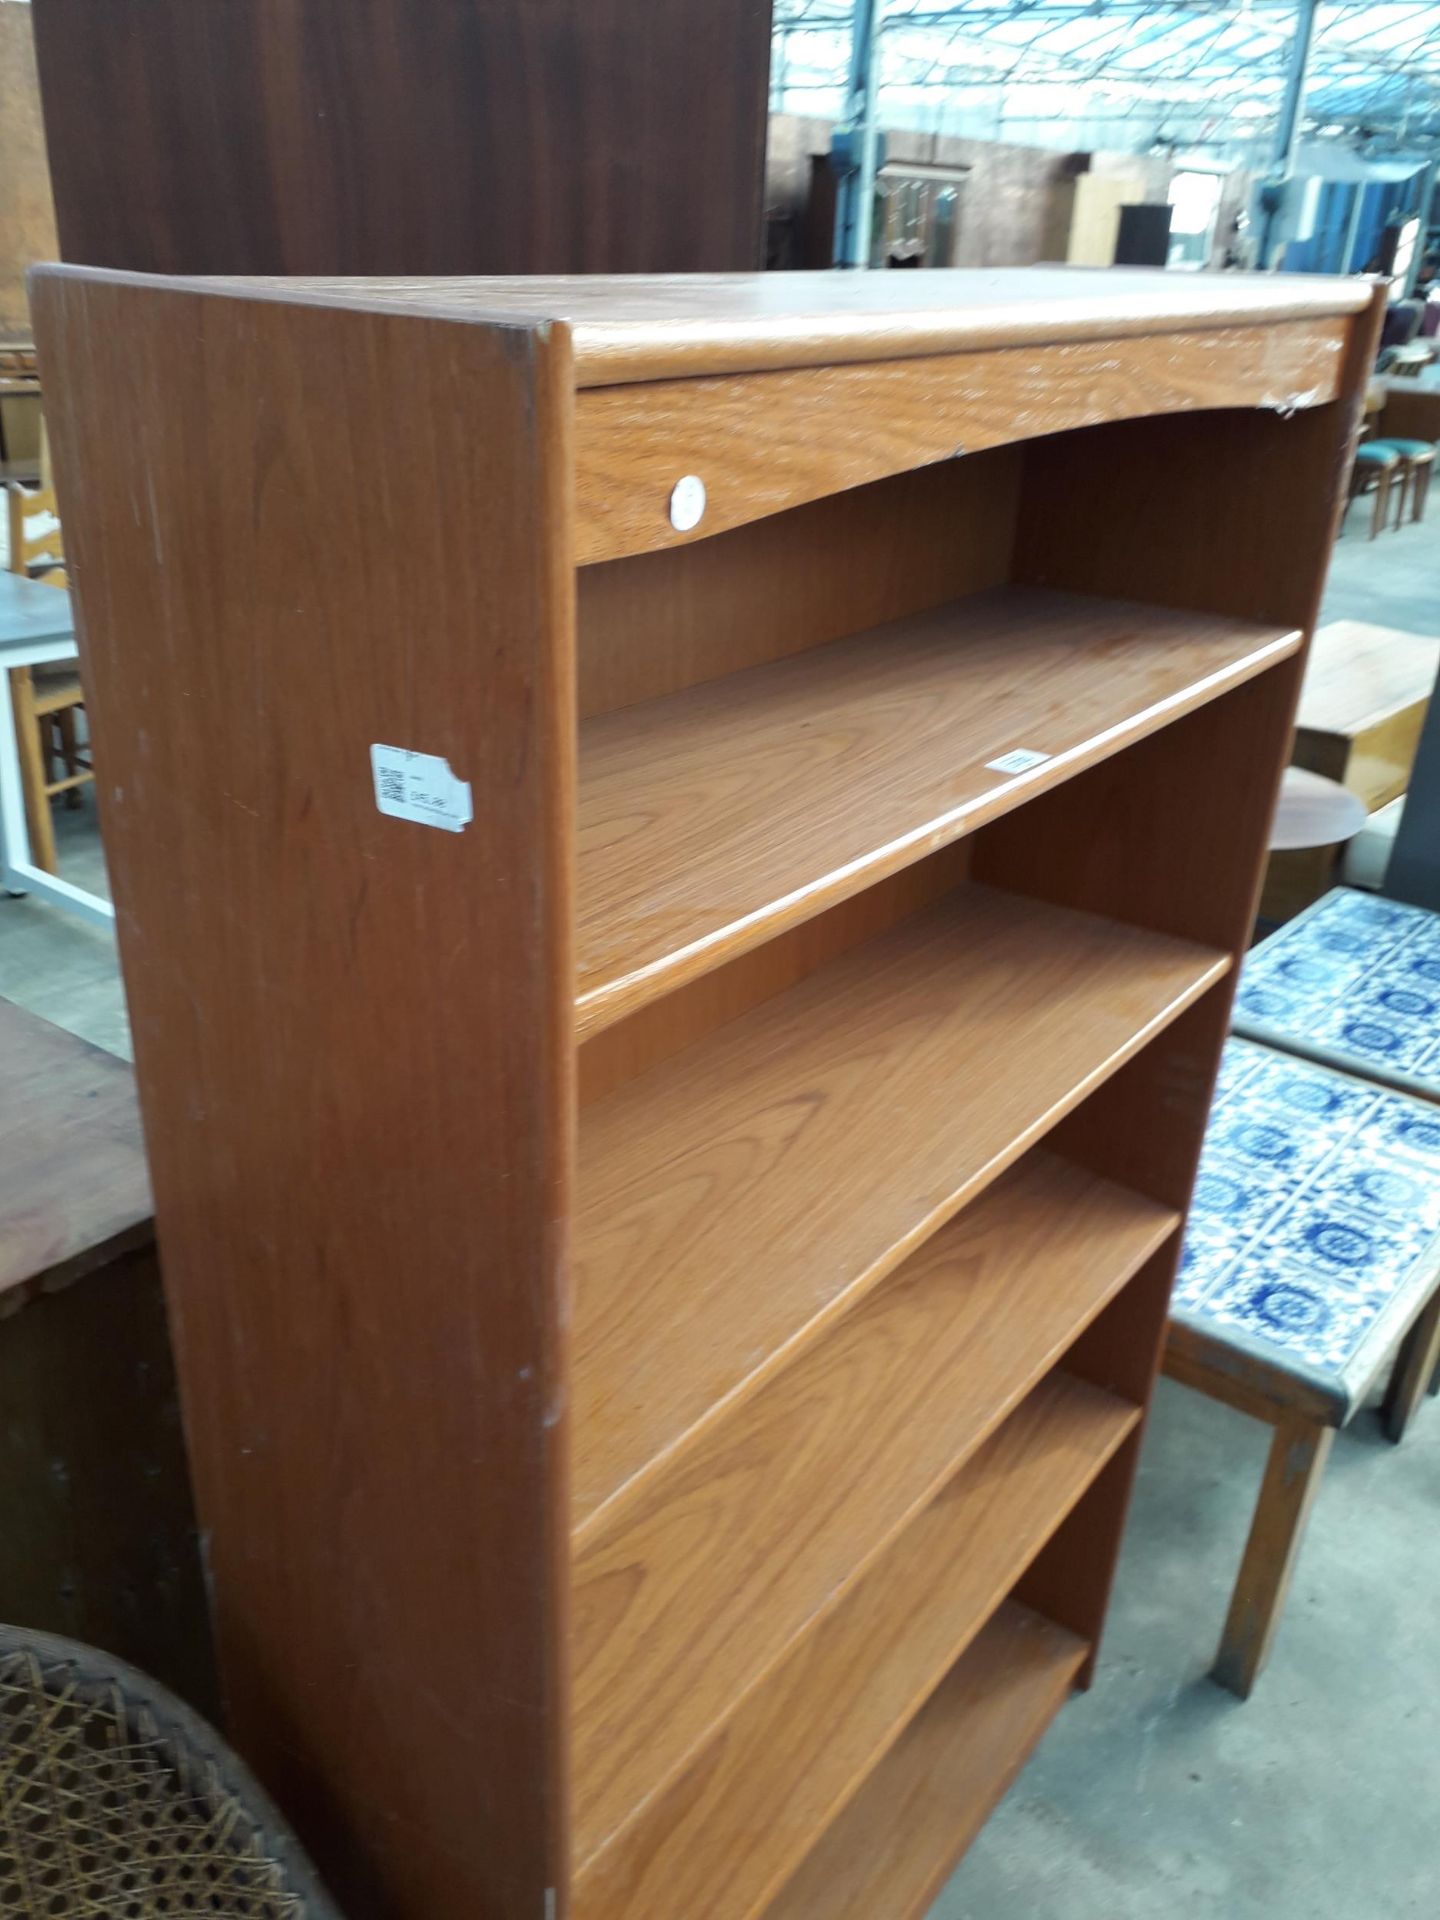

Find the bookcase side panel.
[{"left": 33, "top": 275, "right": 575, "bottom": 1920}]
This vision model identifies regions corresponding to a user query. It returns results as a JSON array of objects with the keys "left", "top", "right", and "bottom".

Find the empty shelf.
[
  {"left": 574, "top": 1375, "right": 1126, "bottom": 1916},
  {"left": 574, "top": 883, "right": 1223, "bottom": 1536},
  {"left": 571, "top": 1152, "right": 1171, "bottom": 1867},
  {"left": 577, "top": 585, "right": 1298, "bottom": 1033},
  {"left": 765, "top": 1602, "right": 1089, "bottom": 1920}
]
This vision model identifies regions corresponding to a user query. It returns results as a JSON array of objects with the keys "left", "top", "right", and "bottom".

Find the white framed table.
[{"left": 0, "top": 571, "right": 114, "bottom": 929}]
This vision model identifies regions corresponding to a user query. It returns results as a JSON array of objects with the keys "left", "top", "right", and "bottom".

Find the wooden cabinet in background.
[
  {"left": 36, "top": 267, "right": 1382, "bottom": 1920},
  {"left": 30, "top": 0, "right": 771, "bottom": 275}
]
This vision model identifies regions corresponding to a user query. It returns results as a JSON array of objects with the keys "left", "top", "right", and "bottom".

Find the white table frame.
[{"left": 1, "top": 632, "right": 116, "bottom": 930}]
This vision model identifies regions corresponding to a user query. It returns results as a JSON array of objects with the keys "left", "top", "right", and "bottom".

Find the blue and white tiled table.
[
  {"left": 1165, "top": 1035, "right": 1440, "bottom": 1697},
  {"left": 1232, "top": 886, "right": 1440, "bottom": 1103}
]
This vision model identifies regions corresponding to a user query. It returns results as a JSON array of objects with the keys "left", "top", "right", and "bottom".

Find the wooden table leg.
[
  {"left": 9, "top": 666, "right": 57, "bottom": 875},
  {"left": 1213, "top": 1411, "right": 1334, "bottom": 1699},
  {"left": 1382, "top": 1289, "right": 1440, "bottom": 1444},
  {"left": 1371, "top": 469, "right": 1392, "bottom": 539},
  {"left": 1393, "top": 460, "right": 1411, "bottom": 530},
  {"left": 1414, "top": 457, "right": 1433, "bottom": 524}
]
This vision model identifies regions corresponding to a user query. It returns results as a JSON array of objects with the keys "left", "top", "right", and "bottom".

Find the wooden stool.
[
  {"left": 1233, "top": 886, "right": 1440, "bottom": 1101},
  {"left": 1349, "top": 440, "right": 1402, "bottom": 539},
  {"left": 1165, "top": 1037, "right": 1440, "bottom": 1697},
  {"left": 0, "top": 999, "right": 214, "bottom": 1711}
]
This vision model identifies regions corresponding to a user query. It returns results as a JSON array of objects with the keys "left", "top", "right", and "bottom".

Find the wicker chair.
[{"left": 0, "top": 1624, "right": 342, "bottom": 1919}]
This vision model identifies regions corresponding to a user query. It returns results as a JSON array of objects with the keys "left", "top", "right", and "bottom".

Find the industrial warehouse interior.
[{"left": 1, "top": 4, "right": 1438, "bottom": 1918}]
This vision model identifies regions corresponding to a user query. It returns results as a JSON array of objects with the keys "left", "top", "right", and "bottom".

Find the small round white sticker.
[{"left": 669, "top": 474, "right": 707, "bottom": 533}]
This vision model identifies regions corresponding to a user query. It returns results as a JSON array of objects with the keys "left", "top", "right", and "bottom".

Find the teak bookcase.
[{"left": 36, "top": 267, "right": 1382, "bottom": 1920}]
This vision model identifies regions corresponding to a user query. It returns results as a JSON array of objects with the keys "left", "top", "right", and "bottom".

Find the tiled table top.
[
  {"left": 1233, "top": 887, "right": 1440, "bottom": 1102},
  {"left": 1173, "top": 1037, "right": 1440, "bottom": 1419}
]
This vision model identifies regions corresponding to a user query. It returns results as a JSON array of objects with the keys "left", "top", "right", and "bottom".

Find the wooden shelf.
[
  {"left": 765, "top": 1601, "right": 1089, "bottom": 1920},
  {"left": 575, "top": 1374, "right": 1128, "bottom": 1918},
  {"left": 574, "top": 882, "right": 1222, "bottom": 1535},
  {"left": 577, "top": 585, "right": 1297, "bottom": 1034},
  {"left": 572, "top": 1149, "right": 1170, "bottom": 1867},
  {"left": 42, "top": 264, "right": 1377, "bottom": 1920}
]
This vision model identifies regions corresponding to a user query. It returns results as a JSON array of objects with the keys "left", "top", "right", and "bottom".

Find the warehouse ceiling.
[{"left": 771, "top": 2, "right": 1440, "bottom": 157}]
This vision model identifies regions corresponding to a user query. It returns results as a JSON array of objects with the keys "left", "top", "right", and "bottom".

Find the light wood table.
[
  {"left": 1293, "top": 620, "right": 1440, "bottom": 811},
  {"left": 0, "top": 570, "right": 113, "bottom": 927}
]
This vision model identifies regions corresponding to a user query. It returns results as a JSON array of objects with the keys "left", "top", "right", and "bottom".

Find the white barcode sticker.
[
  {"left": 370, "top": 745, "right": 474, "bottom": 833},
  {"left": 986, "top": 747, "right": 1051, "bottom": 775}
]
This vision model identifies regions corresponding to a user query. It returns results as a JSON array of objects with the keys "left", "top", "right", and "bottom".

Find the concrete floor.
[{"left": 1, "top": 463, "right": 1437, "bottom": 1917}]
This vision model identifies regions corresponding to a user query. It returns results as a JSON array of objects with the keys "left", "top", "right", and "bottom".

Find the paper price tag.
[
  {"left": 986, "top": 748, "right": 1051, "bottom": 776},
  {"left": 371, "top": 745, "right": 474, "bottom": 833}
]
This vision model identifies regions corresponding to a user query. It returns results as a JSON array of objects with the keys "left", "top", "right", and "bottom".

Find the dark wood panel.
[
  {"left": 31, "top": 0, "right": 771, "bottom": 276},
  {"left": 0, "top": 1244, "right": 214, "bottom": 1713},
  {"left": 33, "top": 272, "right": 575, "bottom": 1920}
]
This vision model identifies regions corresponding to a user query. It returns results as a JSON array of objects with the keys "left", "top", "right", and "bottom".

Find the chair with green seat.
[{"left": 1349, "top": 439, "right": 1403, "bottom": 539}]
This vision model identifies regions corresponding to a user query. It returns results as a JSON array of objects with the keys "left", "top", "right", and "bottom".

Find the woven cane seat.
[{"left": 0, "top": 1626, "right": 340, "bottom": 1919}]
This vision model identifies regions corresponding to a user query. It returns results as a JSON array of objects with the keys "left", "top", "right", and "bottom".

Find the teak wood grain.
[
  {"left": 34, "top": 264, "right": 1378, "bottom": 1920},
  {"left": 132, "top": 266, "right": 1372, "bottom": 384},
  {"left": 1014, "top": 284, "right": 1387, "bottom": 640},
  {"left": 577, "top": 587, "right": 1295, "bottom": 1034},
  {"left": 576, "top": 451, "right": 1021, "bottom": 718},
  {"left": 571, "top": 1151, "right": 1168, "bottom": 1872},
  {"left": 574, "top": 883, "right": 1224, "bottom": 1536},
  {"left": 577, "top": 1378, "right": 1130, "bottom": 1918},
  {"left": 765, "top": 1603, "right": 1088, "bottom": 1920},
  {"left": 578, "top": 849, "right": 971, "bottom": 1109},
  {"left": 33, "top": 272, "right": 574, "bottom": 1920},
  {"left": 572, "top": 320, "right": 1348, "bottom": 560}
]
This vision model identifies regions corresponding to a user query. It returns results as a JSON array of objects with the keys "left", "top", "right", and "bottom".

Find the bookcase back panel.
[
  {"left": 971, "top": 662, "right": 1306, "bottom": 959},
  {"left": 578, "top": 845, "right": 970, "bottom": 1107},
  {"left": 1015, "top": 398, "right": 1363, "bottom": 632},
  {"left": 577, "top": 451, "right": 1021, "bottom": 718},
  {"left": 573, "top": 317, "right": 1350, "bottom": 562}
]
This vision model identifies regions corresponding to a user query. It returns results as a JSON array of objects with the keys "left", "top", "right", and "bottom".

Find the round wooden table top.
[{"left": 1268, "top": 766, "right": 1368, "bottom": 852}]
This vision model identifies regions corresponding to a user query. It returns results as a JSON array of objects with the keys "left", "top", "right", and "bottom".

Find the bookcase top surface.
[{"left": 34, "top": 263, "right": 1374, "bottom": 387}]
